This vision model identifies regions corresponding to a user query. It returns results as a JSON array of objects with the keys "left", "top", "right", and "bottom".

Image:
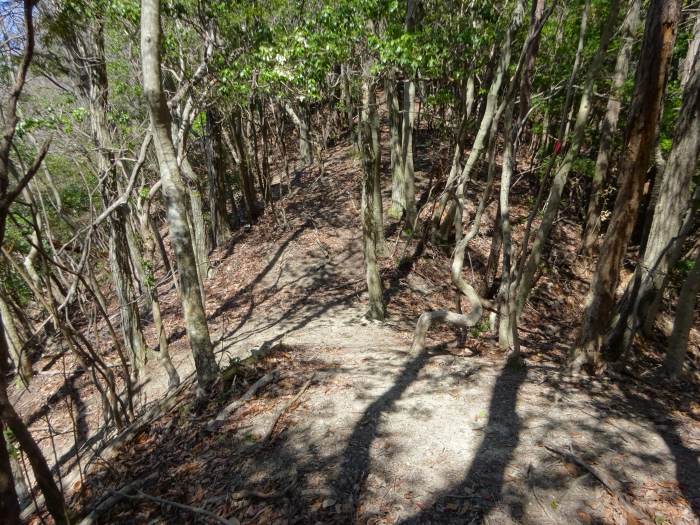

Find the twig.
[
  {"left": 260, "top": 373, "right": 315, "bottom": 443},
  {"left": 544, "top": 444, "right": 648, "bottom": 522},
  {"left": 526, "top": 464, "right": 559, "bottom": 524},
  {"left": 77, "top": 473, "right": 157, "bottom": 525},
  {"left": 115, "top": 489, "right": 239, "bottom": 525},
  {"left": 207, "top": 370, "right": 279, "bottom": 432},
  {"left": 231, "top": 478, "right": 297, "bottom": 501}
]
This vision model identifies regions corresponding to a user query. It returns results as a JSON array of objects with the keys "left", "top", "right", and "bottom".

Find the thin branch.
[
  {"left": 115, "top": 490, "right": 240, "bottom": 525},
  {"left": 261, "top": 373, "right": 315, "bottom": 443},
  {"left": 2, "top": 138, "right": 51, "bottom": 208}
]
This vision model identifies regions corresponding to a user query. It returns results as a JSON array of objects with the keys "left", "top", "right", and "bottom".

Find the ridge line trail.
[
  {"left": 11, "top": 122, "right": 699, "bottom": 524},
  {"left": 111, "top": 132, "right": 698, "bottom": 523}
]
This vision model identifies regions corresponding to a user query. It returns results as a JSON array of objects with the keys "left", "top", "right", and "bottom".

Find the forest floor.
[{"left": 10, "top": 112, "right": 700, "bottom": 525}]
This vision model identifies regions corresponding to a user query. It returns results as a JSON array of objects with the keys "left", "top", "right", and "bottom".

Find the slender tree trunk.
[
  {"left": 560, "top": 0, "right": 591, "bottom": 149},
  {"left": 574, "top": 0, "right": 681, "bottom": 372},
  {"left": 0, "top": 293, "right": 32, "bottom": 382},
  {"left": 180, "top": 157, "right": 210, "bottom": 289},
  {"left": 258, "top": 100, "right": 274, "bottom": 209},
  {"left": 138, "top": 190, "right": 180, "bottom": 390},
  {"left": 224, "top": 114, "right": 257, "bottom": 223},
  {"left": 126, "top": 218, "right": 146, "bottom": 294},
  {"left": 283, "top": 102, "right": 313, "bottom": 165},
  {"left": 387, "top": 69, "right": 405, "bottom": 219},
  {"left": 664, "top": 245, "right": 700, "bottom": 378},
  {"left": 205, "top": 110, "right": 232, "bottom": 245},
  {"left": 518, "top": 0, "right": 545, "bottom": 125},
  {"left": 341, "top": 63, "right": 353, "bottom": 128},
  {"left": 359, "top": 66, "right": 384, "bottom": 321},
  {"left": 59, "top": 19, "right": 150, "bottom": 383},
  {"left": 140, "top": 0, "right": 218, "bottom": 393},
  {"left": 0, "top": 418, "right": 21, "bottom": 525},
  {"left": 582, "top": 0, "right": 643, "bottom": 256},
  {"left": 497, "top": 101, "right": 520, "bottom": 356},
  {"left": 401, "top": 77, "right": 417, "bottom": 229},
  {"left": 0, "top": 3, "right": 69, "bottom": 519},
  {"left": 0, "top": 386, "right": 68, "bottom": 524}
]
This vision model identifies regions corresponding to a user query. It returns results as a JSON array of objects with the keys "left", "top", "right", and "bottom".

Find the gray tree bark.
[
  {"left": 401, "top": 77, "right": 417, "bottom": 229},
  {"left": 0, "top": 293, "right": 31, "bottom": 382},
  {"left": 283, "top": 102, "right": 313, "bottom": 165},
  {"left": 138, "top": 180, "right": 180, "bottom": 391},
  {"left": 58, "top": 18, "right": 149, "bottom": 382},
  {"left": 141, "top": 0, "right": 218, "bottom": 393},
  {"left": 205, "top": 110, "right": 232, "bottom": 244},
  {"left": 387, "top": 69, "right": 405, "bottom": 220},
  {"left": 359, "top": 64, "right": 384, "bottom": 321},
  {"left": 665, "top": 245, "right": 700, "bottom": 378}
]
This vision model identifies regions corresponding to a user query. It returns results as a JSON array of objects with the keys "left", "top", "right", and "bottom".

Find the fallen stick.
[
  {"left": 115, "top": 489, "right": 239, "bottom": 525},
  {"left": 207, "top": 370, "right": 279, "bottom": 432},
  {"left": 231, "top": 478, "right": 297, "bottom": 501},
  {"left": 260, "top": 373, "right": 315, "bottom": 443},
  {"left": 77, "top": 473, "right": 158, "bottom": 525},
  {"left": 544, "top": 444, "right": 648, "bottom": 523}
]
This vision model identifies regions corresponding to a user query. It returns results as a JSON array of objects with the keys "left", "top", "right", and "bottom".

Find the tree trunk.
[
  {"left": 59, "top": 18, "right": 149, "bottom": 383},
  {"left": 401, "top": 77, "right": 417, "bottom": 229},
  {"left": 340, "top": 63, "right": 353, "bottom": 128},
  {"left": 574, "top": 0, "right": 681, "bottom": 372},
  {"left": 560, "top": 0, "right": 591, "bottom": 149},
  {"left": 497, "top": 101, "right": 520, "bottom": 356},
  {"left": 387, "top": 69, "right": 405, "bottom": 219},
  {"left": 0, "top": 418, "right": 21, "bottom": 525},
  {"left": 359, "top": 67, "right": 384, "bottom": 321},
  {"left": 0, "top": 293, "right": 32, "bottom": 382},
  {"left": 581, "top": 0, "right": 643, "bottom": 257},
  {"left": 140, "top": 0, "right": 218, "bottom": 393},
  {"left": 205, "top": 110, "right": 232, "bottom": 245},
  {"left": 180, "top": 157, "right": 210, "bottom": 289},
  {"left": 139, "top": 192, "right": 180, "bottom": 390},
  {"left": 607, "top": 46, "right": 700, "bottom": 355},
  {"left": 518, "top": 0, "right": 545, "bottom": 125},
  {"left": 224, "top": 113, "right": 258, "bottom": 223},
  {"left": 664, "top": 245, "right": 700, "bottom": 378},
  {"left": 283, "top": 102, "right": 313, "bottom": 166},
  {"left": 679, "top": 12, "right": 700, "bottom": 89},
  {"left": 258, "top": 100, "right": 274, "bottom": 208},
  {"left": 126, "top": 218, "right": 146, "bottom": 295}
]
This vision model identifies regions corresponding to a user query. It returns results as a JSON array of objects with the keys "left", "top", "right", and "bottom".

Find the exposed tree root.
[
  {"left": 208, "top": 370, "right": 279, "bottom": 432},
  {"left": 544, "top": 444, "right": 648, "bottom": 523},
  {"left": 260, "top": 373, "right": 315, "bottom": 443}
]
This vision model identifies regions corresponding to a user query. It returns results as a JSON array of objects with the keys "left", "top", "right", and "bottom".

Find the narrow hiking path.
[{"left": 13, "top": 120, "right": 700, "bottom": 525}]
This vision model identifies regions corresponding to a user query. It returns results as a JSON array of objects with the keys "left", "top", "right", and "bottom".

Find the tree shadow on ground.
[
  {"left": 330, "top": 345, "right": 433, "bottom": 521},
  {"left": 617, "top": 380, "right": 700, "bottom": 521},
  {"left": 396, "top": 357, "right": 527, "bottom": 524}
]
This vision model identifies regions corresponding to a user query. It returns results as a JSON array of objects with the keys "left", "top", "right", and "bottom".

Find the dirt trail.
[{"left": 12, "top": 132, "right": 700, "bottom": 525}]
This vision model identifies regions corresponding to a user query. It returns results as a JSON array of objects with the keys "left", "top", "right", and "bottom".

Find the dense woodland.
[{"left": 0, "top": 0, "right": 699, "bottom": 523}]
